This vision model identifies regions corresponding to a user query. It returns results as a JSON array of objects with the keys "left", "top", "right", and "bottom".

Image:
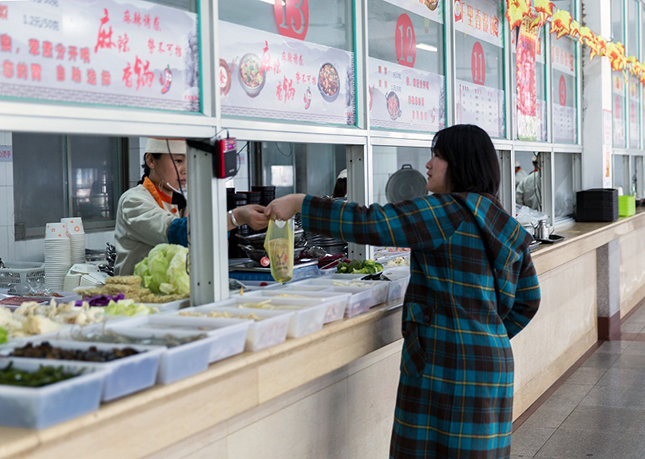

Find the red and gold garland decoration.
[{"left": 505, "top": 0, "right": 644, "bottom": 82}]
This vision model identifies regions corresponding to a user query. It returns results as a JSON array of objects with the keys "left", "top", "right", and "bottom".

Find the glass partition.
[
  {"left": 454, "top": 0, "right": 505, "bottom": 138},
  {"left": 515, "top": 151, "right": 541, "bottom": 211},
  {"left": 218, "top": 0, "right": 356, "bottom": 126},
  {"left": 613, "top": 154, "right": 628, "bottom": 192},
  {"left": 627, "top": 0, "right": 639, "bottom": 57},
  {"left": 629, "top": 76, "right": 640, "bottom": 149},
  {"left": 630, "top": 155, "right": 638, "bottom": 196},
  {"left": 554, "top": 153, "right": 575, "bottom": 218},
  {"left": 613, "top": 72, "right": 627, "bottom": 148},
  {"left": 372, "top": 145, "right": 429, "bottom": 204},
  {"left": 367, "top": 0, "right": 445, "bottom": 132}
]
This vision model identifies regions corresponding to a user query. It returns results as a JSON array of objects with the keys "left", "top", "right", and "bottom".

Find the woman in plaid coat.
[{"left": 266, "top": 125, "right": 541, "bottom": 459}]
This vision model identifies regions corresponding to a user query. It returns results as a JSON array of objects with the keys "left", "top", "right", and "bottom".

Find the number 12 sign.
[
  {"left": 274, "top": 0, "right": 309, "bottom": 41},
  {"left": 395, "top": 13, "right": 416, "bottom": 68}
]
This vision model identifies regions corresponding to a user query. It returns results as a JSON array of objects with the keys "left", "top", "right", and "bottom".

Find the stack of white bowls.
[
  {"left": 61, "top": 217, "right": 86, "bottom": 264},
  {"left": 44, "top": 223, "right": 72, "bottom": 291}
]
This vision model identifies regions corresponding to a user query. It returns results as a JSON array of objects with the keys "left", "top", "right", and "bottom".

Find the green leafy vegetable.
[
  {"left": 104, "top": 299, "right": 158, "bottom": 317},
  {"left": 336, "top": 259, "right": 384, "bottom": 275},
  {"left": 0, "top": 326, "right": 7, "bottom": 345},
  {"left": 0, "top": 362, "right": 83, "bottom": 387},
  {"left": 134, "top": 244, "right": 190, "bottom": 296}
]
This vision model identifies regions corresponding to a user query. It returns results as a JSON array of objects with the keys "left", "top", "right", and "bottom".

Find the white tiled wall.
[{"left": 129, "top": 136, "right": 146, "bottom": 188}]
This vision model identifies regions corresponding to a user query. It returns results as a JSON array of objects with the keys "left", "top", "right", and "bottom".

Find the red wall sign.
[
  {"left": 559, "top": 75, "right": 567, "bottom": 106},
  {"left": 395, "top": 13, "right": 416, "bottom": 68},
  {"left": 471, "top": 41, "right": 485, "bottom": 85},
  {"left": 274, "top": 0, "right": 309, "bottom": 41}
]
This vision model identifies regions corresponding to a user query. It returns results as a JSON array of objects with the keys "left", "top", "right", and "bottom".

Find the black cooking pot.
[{"left": 385, "top": 164, "right": 427, "bottom": 203}]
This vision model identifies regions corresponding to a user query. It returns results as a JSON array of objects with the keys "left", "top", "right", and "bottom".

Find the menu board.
[
  {"left": 0, "top": 0, "right": 199, "bottom": 112},
  {"left": 369, "top": 58, "right": 445, "bottom": 132},
  {"left": 552, "top": 38, "right": 576, "bottom": 144},
  {"left": 219, "top": 21, "right": 355, "bottom": 126},
  {"left": 454, "top": 0, "right": 504, "bottom": 137},
  {"left": 629, "top": 76, "right": 639, "bottom": 149},
  {"left": 613, "top": 73, "right": 626, "bottom": 147},
  {"left": 456, "top": 79, "right": 504, "bottom": 137},
  {"left": 553, "top": 103, "right": 576, "bottom": 143}
]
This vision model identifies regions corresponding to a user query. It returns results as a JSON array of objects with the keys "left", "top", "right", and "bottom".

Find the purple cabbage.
[{"left": 76, "top": 293, "right": 126, "bottom": 307}]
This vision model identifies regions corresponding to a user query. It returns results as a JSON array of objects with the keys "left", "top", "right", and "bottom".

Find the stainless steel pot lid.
[{"left": 385, "top": 164, "right": 427, "bottom": 203}]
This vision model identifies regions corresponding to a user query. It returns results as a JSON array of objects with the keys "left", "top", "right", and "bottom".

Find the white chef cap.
[
  {"left": 145, "top": 138, "right": 187, "bottom": 155},
  {"left": 337, "top": 169, "right": 348, "bottom": 180}
]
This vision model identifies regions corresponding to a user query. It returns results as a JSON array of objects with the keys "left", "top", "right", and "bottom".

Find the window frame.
[{"left": 15, "top": 135, "right": 127, "bottom": 241}]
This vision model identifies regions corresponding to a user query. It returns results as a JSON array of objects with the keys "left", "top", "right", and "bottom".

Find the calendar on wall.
[
  {"left": 456, "top": 78, "right": 505, "bottom": 138},
  {"left": 553, "top": 104, "right": 576, "bottom": 144}
]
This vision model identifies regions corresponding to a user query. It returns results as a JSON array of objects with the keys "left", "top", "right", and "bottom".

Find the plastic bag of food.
[{"left": 264, "top": 219, "right": 294, "bottom": 283}]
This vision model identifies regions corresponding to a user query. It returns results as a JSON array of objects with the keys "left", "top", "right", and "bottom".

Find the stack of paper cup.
[
  {"left": 44, "top": 223, "right": 72, "bottom": 291},
  {"left": 61, "top": 217, "right": 86, "bottom": 264}
]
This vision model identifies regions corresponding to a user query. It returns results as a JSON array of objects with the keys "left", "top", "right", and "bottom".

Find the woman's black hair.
[
  {"left": 138, "top": 153, "right": 163, "bottom": 185},
  {"left": 431, "top": 124, "right": 500, "bottom": 195},
  {"left": 332, "top": 177, "right": 347, "bottom": 198}
]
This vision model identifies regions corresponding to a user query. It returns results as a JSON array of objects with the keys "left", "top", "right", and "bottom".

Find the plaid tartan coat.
[{"left": 301, "top": 192, "right": 540, "bottom": 459}]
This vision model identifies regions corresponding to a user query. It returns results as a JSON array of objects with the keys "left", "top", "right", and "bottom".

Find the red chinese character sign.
[
  {"left": 516, "top": 17, "right": 540, "bottom": 141},
  {"left": 395, "top": 14, "right": 416, "bottom": 68},
  {"left": 454, "top": 0, "right": 502, "bottom": 47},
  {"left": 0, "top": 0, "right": 199, "bottom": 112},
  {"left": 274, "top": 0, "right": 309, "bottom": 41}
]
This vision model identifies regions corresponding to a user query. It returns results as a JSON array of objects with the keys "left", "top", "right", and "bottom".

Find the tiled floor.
[{"left": 511, "top": 305, "right": 645, "bottom": 459}]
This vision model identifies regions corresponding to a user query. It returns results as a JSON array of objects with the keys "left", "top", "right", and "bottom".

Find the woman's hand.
[
  {"left": 234, "top": 204, "right": 269, "bottom": 230},
  {"left": 264, "top": 194, "right": 306, "bottom": 221}
]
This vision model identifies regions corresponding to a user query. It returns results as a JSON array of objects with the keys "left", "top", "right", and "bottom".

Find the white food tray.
[
  {"left": 113, "top": 315, "right": 251, "bottom": 364},
  {"left": 143, "top": 298, "right": 190, "bottom": 312},
  {"left": 300, "top": 279, "right": 389, "bottom": 316},
  {"left": 1, "top": 339, "right": 163, "bottom": 402},
  {"left": 230, "top": 296, "right": 327, "bottom": 338},
  {"left": 385, "top": 274, "right": 410, "bottom": 302},
  {"left": 325, "top": 273, "right": 409, "bottom": 303},
  {"left": 277, "top": 283, "right": 369, "bottom": 318},
  {"left": 0, "top": 358, "right": 106, "bottom": 429},
  {"left": 91, "top": 325, "right": 217, "bottom": 385},
  {"left": 190, "top": 302, "right": 293, "bottom": 352},
  {"left": 242, "top": 290, "right": 350, "bottom": 324}
]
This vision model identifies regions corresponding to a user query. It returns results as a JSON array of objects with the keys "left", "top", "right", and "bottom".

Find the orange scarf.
[{"left": 142, "top": 177, "right": 172, "bottom": 209}]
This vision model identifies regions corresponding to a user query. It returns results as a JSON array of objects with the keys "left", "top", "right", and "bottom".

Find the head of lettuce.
[{"left": 134, "top": 244, "right": 190, "bottom": 297}]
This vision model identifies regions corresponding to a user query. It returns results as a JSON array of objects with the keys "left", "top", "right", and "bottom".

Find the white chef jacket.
[
  {"left": 516, "top": 171, "right": 541, "bottom": 210},
  {"left": 114, "top": 178, "right": 182, "bottom": 275}
]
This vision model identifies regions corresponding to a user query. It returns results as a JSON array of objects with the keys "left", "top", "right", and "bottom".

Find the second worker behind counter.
[{"left": 114, "top": 138, "right": 268, "bottom": 275}]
